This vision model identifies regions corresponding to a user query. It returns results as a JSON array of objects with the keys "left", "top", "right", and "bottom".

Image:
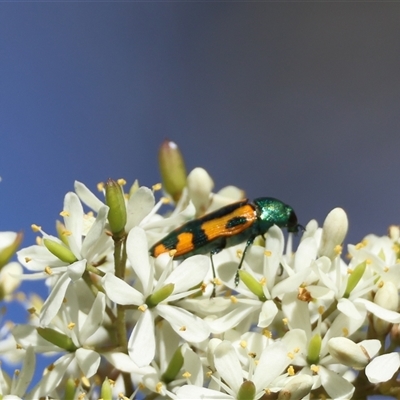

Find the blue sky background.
[{"left": 1, "top": 3, "right": 400, "bottom": 396}]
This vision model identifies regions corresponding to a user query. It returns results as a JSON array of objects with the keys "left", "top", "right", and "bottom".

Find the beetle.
[{"left": 149, "top": 197, "right": 303, "bottom": 287}]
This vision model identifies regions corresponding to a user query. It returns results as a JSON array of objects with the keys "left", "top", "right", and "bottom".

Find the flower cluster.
[{"left": 1, "top": 142, "right": 400, "bottom": 399}]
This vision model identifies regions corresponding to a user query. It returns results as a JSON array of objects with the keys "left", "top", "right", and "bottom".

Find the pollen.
[
  {"left": 161, "top": 196, "right": 170, "bottom": 204},
  {"left": 27, "top": 307, "right": 36, "bottom": 314},
  {"left": 378, "top": 281, "right": 384, "bottom": 288},
  {"left": 118, "top": 393, "right": 129, "bottom": 400},
  {"left": 287, "top": 352, "right": 294, "bottom": 360},
  {"left": 240, "top": 340, "right": 247, "bottom": 348},
  {"left": 152, "top": 183, "right": 162, "bottom": 191},
  {"left": 294, "top": 347, "right": 300, "bottom": 353},
  {"left": 236, "top": 249, "right": 243, "bottom": 259},
  {"left": 318, "top": 305, "right": 325, "bottom": 315},
  {"left": 24, "top": 257, "right": 31, "bottom": 263},
  {"left": 182, "top": 371, "right": 191, "bottom": 378},
  {"left": 282, "top": 318, "right": 288, "bottom": 326},
  {"left": 81, "top": 376, "right": 90, "bottom": 388},
  {"left": 287, "top": 365, "right": 295, "bottom": 376},
  {"left": 213, "top": 277, "right": 222, "bottom": 286},
  {"left": 16, "top": 343, "right": 23, "bottom": 350},
  {"left": 310, "top": 365, "right": 319, "bottom": 374},
  {"left": 169, "top": 249, "right": 177, "bottom": 257},
  {"left": 14, "top": 369, "right": 20, "bottom": 376},
  {"left": 248, "top": 352, "right": 256, "bottom": 358},
  {"left": 60, "top": 210, "right": 69, "bottom": 217},
  {"left": 366, "top": 258, "right": 372, "bottom": 265},
  {"left": 155, "top": 382, "right": 163, "bottom": 394},
  {"left": 298, "top": 287, "right": 312, "bottom": 302},
  {"left": 347, "top": 268, "right": 353, "bottom": 274},
  {"left": 334, "top": 244, "right": 342, "bottom": 255},
  {"left": 47, "top": 363, "right": 55, "bottom": 372},
  {"left": 179, "top": 325, "right": 187, "bottom": 331},
  {"left": 384, "top": 266, "right": 390, "bottom": 272},
  {"left": 31, "top": 224, "right": 41, "bottom": 232},
  {"left": 262, "top": 328, "right": 272, "bottom": 338},
  {"left": 44, "top": 266, "right": 53, "bottom": 275},
  {"left": 36, "top": 237, "right": 42, "bottom": 245},
  {"left": 67, "top": 322, "right": 76, "bottom": 330},
  {"left": 62, "top": 230, "right": 72, "bottom": 236},
  {"left": 342, "top": 327, "right": 349, "bottom": 337},
  {"left": 259, "top": 277, "right": 266, "bottom": 286},
  {"left": 117, "top": 178, "right": 127, "bottom": 186},
  {"left": 97, "top": 182, "right": 105, "bottom": 192},
  {"left": 264, "top": 250, "right": 272, "bottom": 257},
  {"left": 230, "top": 295, "right": 238, "bottom": 303},
  {"left": 78, "top": 394, "right": 86, "bottom": 400},
  {"left": 138, "top": 304, "right": 147, "bottom": 312}
]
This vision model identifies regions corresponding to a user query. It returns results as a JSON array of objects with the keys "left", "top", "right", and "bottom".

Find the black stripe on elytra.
[{"left": 226, "top": 216, "right": 248, "bottom": 229}]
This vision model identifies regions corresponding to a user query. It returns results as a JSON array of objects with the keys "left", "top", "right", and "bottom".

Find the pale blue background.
[{"left": 0, "top": 3, "right": 399, "bottom": 397}]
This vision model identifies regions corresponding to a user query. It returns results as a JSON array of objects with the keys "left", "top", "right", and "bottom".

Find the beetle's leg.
[
  {"left": 209, "top": 253, "right": 217, "bottom": 297},
  {"left": 235, "top": 239, "right": 254, "bottom": 286}
]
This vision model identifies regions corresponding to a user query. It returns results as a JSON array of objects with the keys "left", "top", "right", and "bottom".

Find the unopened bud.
[
  {"left": 278, "top": 374, "right": 314, "bottom": 400},
  {"left": 319, "top": 208, "right": 348, "bottom": 260},
  {"left": 373, "top": 281, "right": 399, "bottom": 336},
  {"left": 159, "top": 140, "right": 187, "bottom": 202},
  {"left": 65, "top": 378, "right": 77, "bottom": 400},
  {"left": 105, "top": 179, "right": 127, "bottom": 237},
  {"left": 328, "top": 337, "right": 378, "bottom": 369},
  {"left": 0, "top": 231, "right": 23, "bottom": 269},
  {"left": 187, "top": 168, "right": 213, "bottom": 216}
]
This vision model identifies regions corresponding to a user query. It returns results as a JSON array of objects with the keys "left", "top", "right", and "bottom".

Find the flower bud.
[
  {"left": 237, "top": 380, "right": 256, "bottom": 400},
  {"left": 159, "top": 140, "right": 187, "bottom": 202},
  {"left": 239, "top": 270, "right": 266, "bottom": 301},
  {"left": 0, "top": 262, "right": 22, "bottom": 300},
  {"left": 100, "top": 378, "right": 113, "bottom": 400},
  {"left": 0, "top": 231, "right": 23, "bottom": 269},
  {"left": 37, "top": 327, "right": 77, "bottom": 351},
  {"left": 105, "top": 179, "right": 127, "bottom": 237},
  {"left": 307, "top": 333, "right": 321, "bottom": 365},
  {"left": 344, "top": 261, "right": 366, "bottom": 298},
  {"left": 373, "top": 281, "right": 398, "bottom": 336},
  {"left": 328, "top": 337, "right": 372, "bottom": 369},
  {"left": 278, "top": 375, "right": 314, "bottom": 400},
  {"left": 187, "top": 168, "right": 213, "bottom": 216},
  {"left": 318, "top": 208, "right": 348, "bottom": 260},
  {"left": 146, "top": 283, "right": 174, "bottom": 308},
  {"left": 161, "top": 346, "right": 184, "bottom": 383},
  {"left": 43, "top": 239, "right": 77, "bottom": 264}
]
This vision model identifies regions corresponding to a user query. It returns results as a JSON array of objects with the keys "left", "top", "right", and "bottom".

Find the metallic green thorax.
[{"left": 253, "top": 197, "right": 300, "bottom": 234}]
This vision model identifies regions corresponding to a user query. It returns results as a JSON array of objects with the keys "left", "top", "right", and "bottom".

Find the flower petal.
[
  {"left": 157, "top": 304, "right": 210, "bottom": 343},
  {"left": 63, "top": 192, "right": 84, "bottom": 259},
  {"left": 79, "top": 292, "right": 106, "bottom": 343},
  {"left": 125, "top": 187, "right": 155, "bottom": 231},
  {"left": 102, "top": 273, "right": 144, "bottom": 305},
  {"left": 366, "top": 353, "right": 400, "bottom": 383},
  {"left": 75, "top": 348, "right": 101, "bottom": 378},
  {"left": 128, "top": 309, "right": 155, "bottom": 367}
]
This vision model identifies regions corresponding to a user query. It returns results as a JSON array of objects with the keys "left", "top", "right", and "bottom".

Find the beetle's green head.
[{"left": 254, "top": 197, "right": 304, "bottom": 234}]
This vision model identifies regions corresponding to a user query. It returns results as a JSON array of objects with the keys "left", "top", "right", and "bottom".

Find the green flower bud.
[
  {"left": 159, "top": 140, "right": 187, "bottom": 202},
  {"left": 64, "top": 377, "right": 77, "bottom": 400},
  {"left": 146, "top": 283, "right": 174, "bottom": 308},
  {"left": 239, "top": 270, "right": 266, "bottom": 301},
  {"left": 100, "top": 378, "right": 113, "bottom": 400},
  {"left": 161, "top": 346, "right": 184, "bottom": 383},
  {"left": 0, "top": 231, "right": 23, "bottom": 270},
  {"left": 307, "top": 333, "right": 321, "bottom": 365},
  {"left": 344, "top": 261, "right": 366, "bottom": 298},
  {"left": 105, "top": 179, "right": 127, "bottom": 237},
  {"left": 237, "top": 380, "right": 256, "bottom": 400},
  {"left": 37, "top": 327, "right": 77, "bottom": 351},
  {"left": 43, "top": 239, "right": 77, "bottom": 264}
]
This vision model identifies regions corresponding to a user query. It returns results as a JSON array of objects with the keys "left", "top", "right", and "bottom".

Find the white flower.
[
  {"left": 17, "top": 192, "right": 111, "bottom": 326},
  {"left": 102, "top": 226, "right": 210, "bottom": 367}
]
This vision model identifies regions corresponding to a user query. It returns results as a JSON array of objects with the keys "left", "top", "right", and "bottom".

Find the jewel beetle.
[{"left": 149, "top": 197, "right": 303, "bottom": 286}]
